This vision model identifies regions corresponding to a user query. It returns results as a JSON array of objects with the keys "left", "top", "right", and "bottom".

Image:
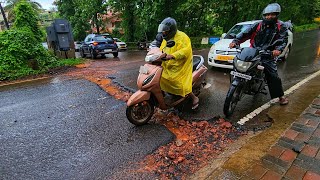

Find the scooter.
[{"left": 126, "top": 41, "right": 208, "bottom": 126}]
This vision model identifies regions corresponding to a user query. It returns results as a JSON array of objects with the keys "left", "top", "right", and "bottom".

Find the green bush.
[
  {"left": 0, "top": 28, "right": 59, "bottom": 80},
  {"left": 294, "top": 23, "right": 319, "bottom": 32}
]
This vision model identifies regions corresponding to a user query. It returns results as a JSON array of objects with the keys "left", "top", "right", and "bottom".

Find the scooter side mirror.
[{"left": 166, "top": 40, "right": 175, "bottom": 48}]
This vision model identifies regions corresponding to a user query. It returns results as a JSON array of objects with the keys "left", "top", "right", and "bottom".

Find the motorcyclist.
[
  {"left": 157, "top": 17, "right": 199, "bottom": 109},
  {"left": 229, "top": 3, "right": 289, "bottom": 105}
]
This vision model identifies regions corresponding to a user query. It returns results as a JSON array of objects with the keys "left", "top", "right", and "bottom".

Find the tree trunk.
[{"left": 0, "top": 3, "right": 9, "bottom": 29}]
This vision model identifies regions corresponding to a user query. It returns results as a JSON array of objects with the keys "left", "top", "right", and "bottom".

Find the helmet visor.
[{"left": 158, "top": 24, "right": 170, "bottom": 33}]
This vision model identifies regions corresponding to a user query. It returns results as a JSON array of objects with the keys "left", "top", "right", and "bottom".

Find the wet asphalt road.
[
  {"left": 0, "top": 78, "right": 173, "bottom": 179},
  {"left": 0, "top": 30, "right": 319, "bottom": 179}
]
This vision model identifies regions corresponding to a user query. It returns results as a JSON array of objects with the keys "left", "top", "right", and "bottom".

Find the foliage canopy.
[{"left": 55, "top": 0, "right": 320, "bottom": 42}]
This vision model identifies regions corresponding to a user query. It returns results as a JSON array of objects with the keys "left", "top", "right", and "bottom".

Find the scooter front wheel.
[{"left": 126, "top": 100, "right": 154, "bottom": 126}]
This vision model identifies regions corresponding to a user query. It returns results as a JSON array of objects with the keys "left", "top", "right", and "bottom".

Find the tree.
[
  {"left": 55, "top": 0, "right": 107, "bottom": 40},
  {"left": 4, "top": 0, "right": 42, "bottom": 22},
  {"left": 55, "top": 0, "right": 319, "bottom": 43},
  {"left": 176, "top": 0, "right": 215, "bottom": 36},
  {"left": 12, "top": 0, "right": 43, "bottom": 41}
]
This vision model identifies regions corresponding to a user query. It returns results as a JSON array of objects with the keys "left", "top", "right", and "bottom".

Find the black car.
[{"left": 79, "top": 34, "right": 118, "bottom": 58}]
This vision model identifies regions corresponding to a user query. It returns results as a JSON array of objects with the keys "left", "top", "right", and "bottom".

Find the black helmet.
[
  {"left": 262, "top": 3, "right": 281, "bottom": 25},
  {"left": 157, "top": 17, "right": 177, "bottom": 40}
]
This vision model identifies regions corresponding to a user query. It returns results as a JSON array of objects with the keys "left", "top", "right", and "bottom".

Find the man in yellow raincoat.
[{"left": 157, "top": 17, "right": 199, "bottom": 109}]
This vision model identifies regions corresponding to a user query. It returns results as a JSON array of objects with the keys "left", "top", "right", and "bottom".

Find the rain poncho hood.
[{"left": 160, "top": 30, "right": 193, "bottom": 97}]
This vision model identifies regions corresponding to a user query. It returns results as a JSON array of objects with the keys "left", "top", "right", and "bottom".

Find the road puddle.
[{"left": 65, "top": 61, "right": 131, "bottom": 101}]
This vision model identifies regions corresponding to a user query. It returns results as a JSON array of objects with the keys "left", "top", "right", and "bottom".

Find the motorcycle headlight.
[{"left": 234, "top": 59, "right": 252, "bottom": 72}]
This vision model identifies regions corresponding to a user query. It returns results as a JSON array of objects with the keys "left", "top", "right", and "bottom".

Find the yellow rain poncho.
[{"left": 160, "top": 30, "right": 193, "bottom": 97}]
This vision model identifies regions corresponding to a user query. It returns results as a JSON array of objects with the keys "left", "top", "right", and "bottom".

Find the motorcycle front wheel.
[
  {"left": 223, "top": 85, "right": 243, "bottom": 117},
  {"left": 126, "top": 100, "right": 154, "bottom": 126}
]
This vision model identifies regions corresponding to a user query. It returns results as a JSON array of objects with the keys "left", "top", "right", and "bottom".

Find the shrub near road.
[
  {"left": 0, "top": 0, "right": 67, "bottom": 81},
  {"left": 0, "top": 28, "right": 59, "bottom": 81}
]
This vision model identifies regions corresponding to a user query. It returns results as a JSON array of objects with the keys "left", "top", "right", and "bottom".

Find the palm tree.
[{"left": 4, "top": 0, "right": 42, "bottom": 22}]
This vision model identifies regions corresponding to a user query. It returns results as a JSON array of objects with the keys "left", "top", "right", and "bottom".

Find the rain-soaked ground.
[
  {"left": 56, "top": 58, "right": 249, "bottom": 179},
  {"left": 1, "top": 30, "right": 320, "bottom": 179}
]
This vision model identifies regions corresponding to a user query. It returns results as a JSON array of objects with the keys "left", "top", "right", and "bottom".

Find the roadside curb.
[
  {"left": 238, "top": 69, "right": 320, "bottom": 125},
  {"left": 0, "top": 76, "right": 50, "bottom": 88}
]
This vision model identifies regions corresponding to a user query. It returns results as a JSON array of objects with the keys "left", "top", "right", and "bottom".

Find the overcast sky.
[{"left": 35, "top": 0, "right": 55, "bottom": 10}]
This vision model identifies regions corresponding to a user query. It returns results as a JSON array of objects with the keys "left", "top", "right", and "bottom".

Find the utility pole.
[{"left": 0, "top": 1, "right": 9, "bottom": 29}]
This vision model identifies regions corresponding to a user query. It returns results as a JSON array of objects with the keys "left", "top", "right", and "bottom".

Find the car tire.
[
  {"left": 90, "top": 49, "right": 97, "bottom": 59},
  {"left": 80, "top": 49, "right": 86, "bottom": 58},
  {"left": 113, "top": 52, "right": 118, "bottom": 58}
]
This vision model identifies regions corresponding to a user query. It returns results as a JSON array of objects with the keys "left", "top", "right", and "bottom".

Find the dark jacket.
[{"left": 232, "top": 20, "right": 289, "bottom": 52}]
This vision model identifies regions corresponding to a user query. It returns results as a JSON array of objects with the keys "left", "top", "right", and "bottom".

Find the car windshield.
[
  {"left": 101, "top": 35, "right": 114, "bottom": 42},
  {"left": 93, "top": 36, "right": 107, "bottom": 41},
  {"left": 114, "top": 38, "right": 121, "bottom": 42},
  {"left": 224, "top": 24, "right": 252, "bottom": 39}
]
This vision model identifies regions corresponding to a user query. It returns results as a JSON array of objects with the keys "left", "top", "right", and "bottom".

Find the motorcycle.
[
  {"left": 223, "top": 40, "right": 282, "bottom": 117},
  {"left": 126, "top": 40, "right": 208, "bottom": 126}
]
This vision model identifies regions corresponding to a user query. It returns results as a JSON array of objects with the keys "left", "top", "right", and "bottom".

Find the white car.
[
  {"left": 208, "top": 20, "right": 293, "bottom": 69},
  {"left": 74, "top": 41, "right": 82, "bottom": 52},
  {"left": 114, "top": 38, "right": 127, "bottom": 51}
]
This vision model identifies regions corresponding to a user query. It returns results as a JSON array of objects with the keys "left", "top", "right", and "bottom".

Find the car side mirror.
[
  {"left": 221, "top": 33, "right": 226, "bottom": 39},
  {"left": 166, "top": 40, "right": 175, "bottom": 48}
]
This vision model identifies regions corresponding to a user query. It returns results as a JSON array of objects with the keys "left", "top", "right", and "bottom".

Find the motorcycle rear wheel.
[
  {"left": 126, "top": 100, "right": 154, "bottom": 126},
  {"left": 223, "top": 85, "right": 242, "bottom": 117}
]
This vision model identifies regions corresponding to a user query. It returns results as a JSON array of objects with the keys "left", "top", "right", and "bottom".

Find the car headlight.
[
  {"left": 234, "top": 59, "right": 252, "bottom": 72},
  {"left": 209, "top": 45, "right": 215, "bottom": 54}
]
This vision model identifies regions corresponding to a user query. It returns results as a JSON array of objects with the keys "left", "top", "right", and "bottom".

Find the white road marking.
[{"left": 237, "top": 69, "right": 320, "bottom": 125}]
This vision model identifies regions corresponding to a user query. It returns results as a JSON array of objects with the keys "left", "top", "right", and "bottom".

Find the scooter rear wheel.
[{"left": 126, "top": 100, "right": 154, "bottom": 126}]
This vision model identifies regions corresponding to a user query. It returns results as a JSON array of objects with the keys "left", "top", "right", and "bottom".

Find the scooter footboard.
[{"left": 127, "top": 90, "right": 151, "bottom": 106}]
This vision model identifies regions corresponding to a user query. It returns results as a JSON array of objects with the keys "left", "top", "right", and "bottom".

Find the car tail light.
[{"left": 93, "top": 42, "right": 99, "bottom": 46}]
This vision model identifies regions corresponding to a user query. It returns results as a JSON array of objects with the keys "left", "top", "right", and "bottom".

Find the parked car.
[
  {"left": 114, "top": 38, "right": 127, "bottom": 51},
  {"left": 74, "top": 41, "right": 82, "bottom": 52},
  {"left": 79, "top": 34, "right": 118, "bottom": 59},
  {"left": 208, "top": 20, "right": 293, "bottom": 69},
  {"left": 41, "top": 42, "right": 48, "bottom": 49}
]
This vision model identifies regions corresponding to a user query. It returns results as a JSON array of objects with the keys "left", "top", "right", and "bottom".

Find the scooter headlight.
[
  {"left": 145, "top": 55, "right": 159, "bottom": 62},
  {"left": 234, "top": 59, "right": 252, "bottom": 72}
]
